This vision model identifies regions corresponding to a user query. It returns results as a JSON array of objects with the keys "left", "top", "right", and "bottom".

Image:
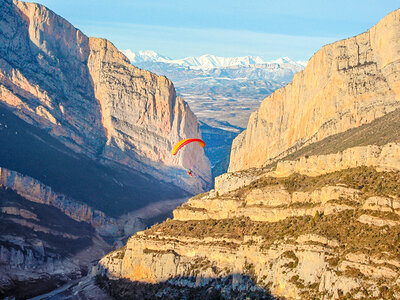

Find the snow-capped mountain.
[
  {"left": 122, "top": 50, "right": 306, "bottom": 70},
  {"left": 122, "top": 50, "right": 306, "bottom": 130},
  {"left": 122, "top": 50, "right": 171, "bottom": 64},
  {"left": 268, "top": 57, "right": 307, "bottom": 67},
  {"left": 164, "top": 54, "right": 266, "bottom": 69}
]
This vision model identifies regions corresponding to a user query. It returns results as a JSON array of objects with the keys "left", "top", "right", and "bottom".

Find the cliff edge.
[{"left": 229, "top": 9, "right": 400, "bottom": 172}]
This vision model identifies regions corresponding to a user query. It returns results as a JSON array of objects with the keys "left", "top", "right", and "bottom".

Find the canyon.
[
  {"left": 1, "top": 0, "right": 400, "bottom": 299},
  {"left": 125, "top": 51, "right": 305, "bottom": 177},
  {"left": 98, "top": 8, "right": 400, "bottom": 300}
]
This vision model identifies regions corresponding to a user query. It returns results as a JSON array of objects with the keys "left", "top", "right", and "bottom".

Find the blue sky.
[{"left": 27, "top": 0, "right": 399, "bottom": 61}]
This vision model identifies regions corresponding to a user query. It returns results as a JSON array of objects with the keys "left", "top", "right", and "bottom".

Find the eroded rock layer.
[
  {"left": 0, "top": 167, "right": 113, "bottom": 227},
  {"left": 99, "top": 142, "right": 400, "bottom": 299},
  {"left": 0, "top": 186, "right": 110, "bottom": 298}
]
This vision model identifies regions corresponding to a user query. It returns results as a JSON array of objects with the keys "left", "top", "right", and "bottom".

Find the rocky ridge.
[
  {"left": 229, "top": 8, "right": 400, "bottom": 172},
  {"left": 0, "top": 167, "right": 113, "bottom": 227},
  {"left": 216, "top": 142, "right": 400, "bottom": 195},
  {"left": 87, "top": 37, "right": 211, "bottom": 193}
]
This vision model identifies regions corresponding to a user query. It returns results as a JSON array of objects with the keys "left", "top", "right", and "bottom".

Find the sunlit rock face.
[
  {"left": 0, "top": 0, "right": 211, "bottom": 194},
  {"left": 99, "top": 143, "right": 400, "bottom": 299},
  {"left": 229, "top": 9, "right": 400, "bottom": 172}
]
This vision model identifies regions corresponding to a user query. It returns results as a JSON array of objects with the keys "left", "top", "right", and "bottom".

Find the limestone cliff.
[
  {"left": 229, "top": 9, "right": 400, "bottom": 172},
  {"left": 0, "top": 0, "right": 211, "bottom": 194}
]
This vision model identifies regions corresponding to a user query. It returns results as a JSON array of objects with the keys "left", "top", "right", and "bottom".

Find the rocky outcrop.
[
  {"left": 274, "top": 142, "right": 400, "bottom": 177},
  {"left": 0, "top": 185, "right": 111, "bottom": 298},
  {"left": 0, "top": 0, "right": 211, "bottom": 194},
  {"left": 363, "top": 196, "right": 400, "bottom": 212},
  {"left": 0, "top": 0, "right": 105, "bottom": 154},
  {"left": 0, "top": 167, "right": 113, "bottom": 227},
  {"left": 214, "top": 169, "right": 263, "bottom": 195},
  {"left": 0, "top": 166, "right": 173, "bottom": 242},
  {"left": 174, "top": 185, "right": 362, "bottom": 222},
  {"left": 100, "top": 233, "right": 400, "bottom": 299},
  {"left": 229, "top": 9, "right": 400, "bottom": 172},
  {"left": 357, "top": 214, "right": 400, "bottom": 227},
  {"left": 0, "top": 236, "right": 81, "bottom": 287},
  {"left": 216, "top": 142, "right": 400, "bottom": 196},
  {"left": 0, "top": 232, "right": 111, "bottom": 297}
]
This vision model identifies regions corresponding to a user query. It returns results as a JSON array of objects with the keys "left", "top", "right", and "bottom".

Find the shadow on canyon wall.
[{"left": 0, "top": 104, "right": 189, "bottom": 218}]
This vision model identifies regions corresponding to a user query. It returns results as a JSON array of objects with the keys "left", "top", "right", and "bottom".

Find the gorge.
[
  {"left": 98, "top": 8, "right": 400, "bottom": 300},
  {"left": 1, "top": 0, "right": 400, "bottom": 299}
]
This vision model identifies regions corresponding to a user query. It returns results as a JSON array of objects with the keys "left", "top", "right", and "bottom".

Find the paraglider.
[
  {"left": 172, "top": 138, "right": 205, "bottom": 178},
  {"left": 172, "top": 138, "right": 205, "bottom": 156}
]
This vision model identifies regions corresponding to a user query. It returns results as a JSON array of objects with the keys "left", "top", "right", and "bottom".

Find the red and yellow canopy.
[{"left": 172, "top": 138, "right": 205, "bottom": 155}]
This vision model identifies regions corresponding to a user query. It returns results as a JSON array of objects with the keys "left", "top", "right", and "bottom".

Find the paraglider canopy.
[{"left": 172, "top": 138, "right": 205, "bottom": 155}]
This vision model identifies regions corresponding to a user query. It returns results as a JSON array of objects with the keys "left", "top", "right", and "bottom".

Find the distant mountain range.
[
  {"left": 123, "top": 49, "right": 306, "bottom": 70},
  {"left": 123, "top": 50, "right": 306, "bottom": 130}
]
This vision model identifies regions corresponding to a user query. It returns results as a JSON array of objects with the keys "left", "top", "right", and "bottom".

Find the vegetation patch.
[
  {"left": 360, "top": 210, "right": 400, "bottom": 221},
  {"left": 191, "top": 192, "right": 208, "bottom": 200},
  {"left": 178, "top": 205, "right": 207, "bottom": 213},
  {"left": 326, "top": 197, "right": 360, "bottom": 207},
  {"left": 282, "top": 251, "right": 299, "bottom": 269},
  {"left": 343, "top": 266, "right": 366, "bottom": 279},
  {"left": 287, "top": 202, "right": 319, "bottom": 209},
  {"left": 289, "top": 275, "right": 305, "bottom": 289},
  {"left": 327, "top": 256, "right": 340, "bottom": 267},
  {"left": 142, "top": 248, "right": 177, "bottom": 255}
]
